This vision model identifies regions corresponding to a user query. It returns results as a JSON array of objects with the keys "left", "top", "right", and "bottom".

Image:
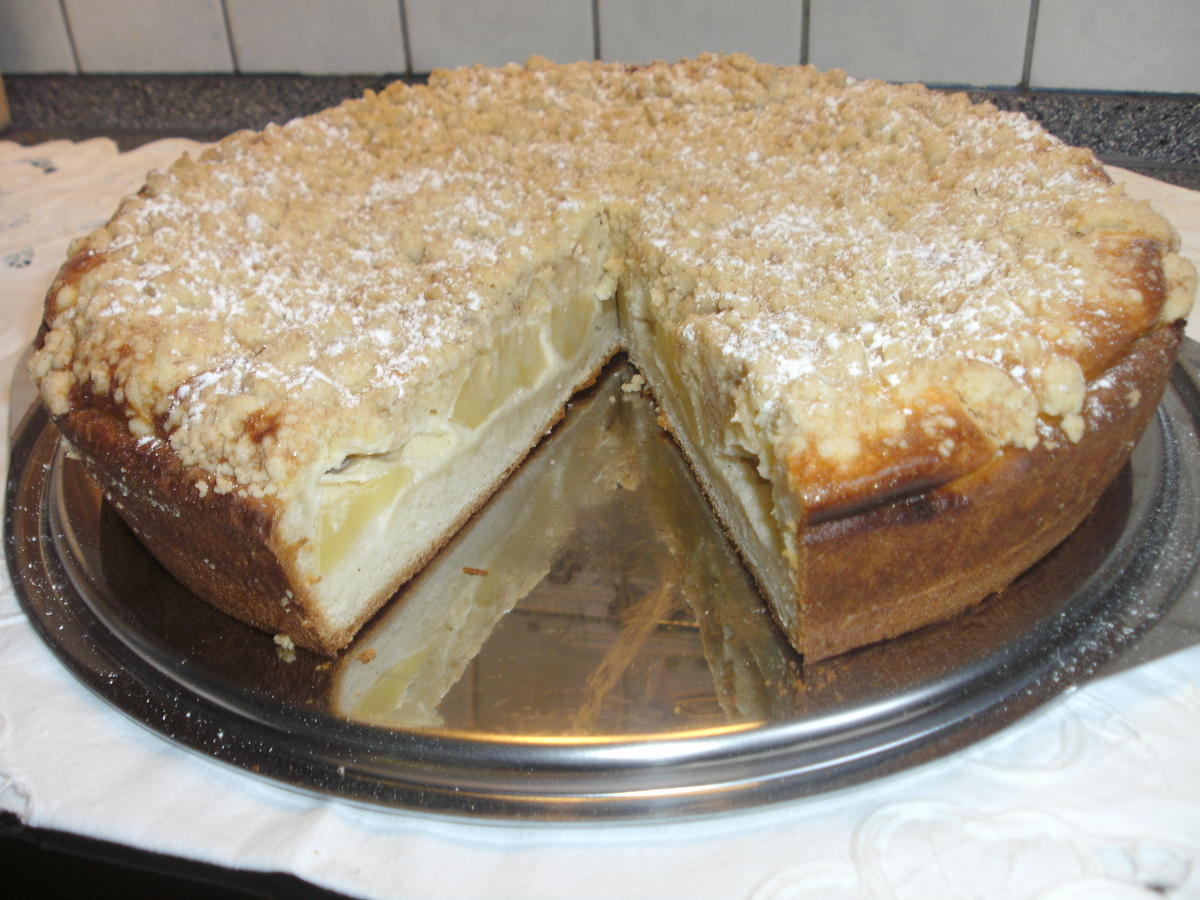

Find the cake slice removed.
[{"left": 275, "top": 215, "right": 622, "bottom": 650}]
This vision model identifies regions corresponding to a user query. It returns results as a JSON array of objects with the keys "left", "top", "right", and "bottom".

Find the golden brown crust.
[
  {"left": 791, "top": 383, "right": 998, "bottom": 522},
  {"left": 53, "top": 405, "right": 314, "bottom": 642},
  {"left": 783, "top": 222, "right": 1180, "bottom": 522},
  {"left": 797, "top": 322, "right": 1182, "bottom": 661}
]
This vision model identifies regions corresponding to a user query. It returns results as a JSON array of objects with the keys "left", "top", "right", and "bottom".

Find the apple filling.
[
  {"left": 312, "top": 298, "right": 609, "bottom": 580},
  {"left": 450, "top": 287, "right": 595, "bottom": 429},
  {"left": 318, "top": 456, "right": 413, "bottom": 573},
  {"left": 296, "top": 225, "right": 622, "bottom": 632}
]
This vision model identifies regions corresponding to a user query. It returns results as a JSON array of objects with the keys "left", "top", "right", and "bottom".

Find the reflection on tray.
[{"left": 333, "top": 361, "right": 804, "bottom": 733}]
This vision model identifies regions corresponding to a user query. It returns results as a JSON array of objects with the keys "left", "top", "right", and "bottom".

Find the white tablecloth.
[{"left": 2, "top": 137, "right": 1199, "bottom": 900}]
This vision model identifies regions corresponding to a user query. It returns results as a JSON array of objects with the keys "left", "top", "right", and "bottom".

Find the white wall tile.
[
  {"left": 810, "top": 0, "right": 1028, "bottom": 86},
  {"left": 1031, "top": 0, "right": 1200, "bottom": 93},
  {"left": 405, "top": 0, "right": 592, "bottom": 72},
  {"left": 598, "top": 0, "right": 801, "bottom": 65},
  {"left": 225, "top": 0, "right": 405, "bottom": 74},
  {"left": 0, "top": 0, "right": 77, "bottom": 73},
  {"left": 64, "top": 0, "right": 233, "bottom": 73}
]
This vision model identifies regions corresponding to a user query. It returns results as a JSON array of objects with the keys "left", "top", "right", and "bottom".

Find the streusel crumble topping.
[{"left": 32, "top": 54, "right": 1195, "bottom": 504}]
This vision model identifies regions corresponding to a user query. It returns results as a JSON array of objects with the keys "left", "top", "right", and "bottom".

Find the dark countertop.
[{"left": 3, "top": 74, "right": 1199, "bottom": 189}]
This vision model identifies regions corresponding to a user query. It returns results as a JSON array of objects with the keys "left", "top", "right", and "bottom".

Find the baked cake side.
[{"left": 29, "top": 56, "right": 1196, "bottom": 658}]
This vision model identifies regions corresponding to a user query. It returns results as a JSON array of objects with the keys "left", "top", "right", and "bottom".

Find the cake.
[{"left": 29, "top": 56, "right": 1196, "bottom": 660}]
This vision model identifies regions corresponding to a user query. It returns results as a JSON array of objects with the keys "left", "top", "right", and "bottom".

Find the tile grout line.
[
  {"left": 1020, "top": 0, "right": 1040, "bottom": 89},
  {"left": 800, "top": 0, "right": 811, "bottom": 65},
  {"left": 57, "top": 0, "right": 82, "bottom": 75},
  {"left": 218, "top": 0, "right": 240, "bottom": 73},
  {"left": 591, "top": 0, "right": 602, "bottom": 61},
  {"left": 398, "top": 0, "right": 414, "bottom": 75}
]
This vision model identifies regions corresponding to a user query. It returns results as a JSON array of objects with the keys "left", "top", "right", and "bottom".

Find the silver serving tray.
[{"left": 7, "top": 343, "right": 1200, "bottom": 822}]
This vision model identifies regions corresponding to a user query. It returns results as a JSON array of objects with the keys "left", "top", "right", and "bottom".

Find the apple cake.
[{"left": 29, "top": 56, "right": 1196, "bottom": 660}]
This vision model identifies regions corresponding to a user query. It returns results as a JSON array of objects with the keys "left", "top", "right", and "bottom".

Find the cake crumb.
[
  {"left": 273, "top": 633, "right": 296, "bottom": 662},
  {"left": 358, "top": 647, "right": 377, "bottom": 663},
  {"left": 462, "top": 566, "right": 489, "bottom": 577},
  {"left": 621, "top": 373, "right": 646, "bottom": 394},
  {"left": 1061, "top": 413, "right": 1085, "bottom": 442}
]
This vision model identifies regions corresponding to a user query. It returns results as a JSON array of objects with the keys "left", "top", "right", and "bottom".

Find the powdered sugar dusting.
[{"left": 31, "top": 55, "right": 1191, "bottom": 498}]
